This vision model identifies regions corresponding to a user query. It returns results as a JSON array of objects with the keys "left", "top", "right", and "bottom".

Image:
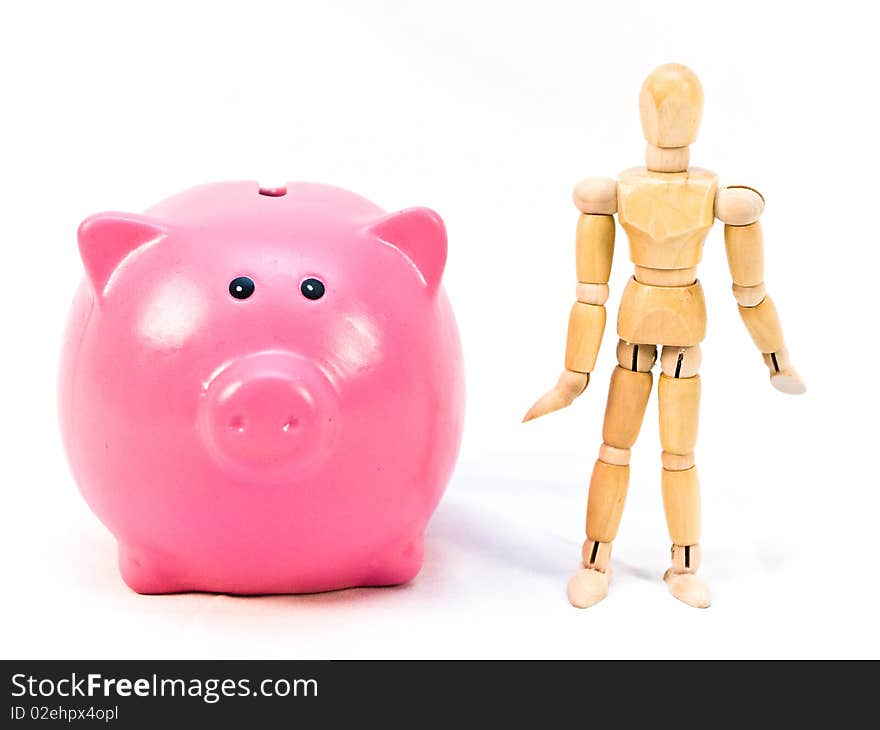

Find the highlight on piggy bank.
[{"left": 58, "top": 181, "right": 465, "bottom": 595}]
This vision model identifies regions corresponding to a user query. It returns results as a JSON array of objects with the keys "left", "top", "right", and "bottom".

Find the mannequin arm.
[
  {"left": 716, "top": 186, "right": 805, "bottom": 394},
  {"left": 524, "top": 177, "right": 617, "bottom": 421}
]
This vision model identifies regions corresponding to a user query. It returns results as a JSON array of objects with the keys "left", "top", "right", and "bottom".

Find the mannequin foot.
[
  {"left": 663, "top": 569, "right": 711, "bottom": 608},
  {"left": 567, "top": 566, "right": 611, "bottom": 608}
]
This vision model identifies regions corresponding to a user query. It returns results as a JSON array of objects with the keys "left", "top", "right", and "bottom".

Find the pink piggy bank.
[{"left": 59, "top": 182, "right": 464, "bottom": 595}]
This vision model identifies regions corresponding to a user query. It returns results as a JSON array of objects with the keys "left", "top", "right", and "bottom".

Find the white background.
[{"left": 1, "top": 0, "right": 877, "bottom": 659}]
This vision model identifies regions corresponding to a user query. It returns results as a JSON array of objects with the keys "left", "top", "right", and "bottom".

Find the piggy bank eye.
[
  {"left": 300, "top": 278, "right": 325, "bottom": 300},
  {"left": 229, "top": 276, "right": 255, "bottom": 300}
]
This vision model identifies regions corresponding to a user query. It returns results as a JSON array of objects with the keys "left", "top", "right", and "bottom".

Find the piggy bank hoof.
[
  {"left": 567, "top": 567, "right": 610, "bottom": 608},
  {"left": 663, "top": 569, "right": 711, "bottom": 608},
  {"left": 118, "top": 546, "right": 183, "bottom": 595},
  {"left": 361, "top": 538, "right": 424, "bottom": 587}
]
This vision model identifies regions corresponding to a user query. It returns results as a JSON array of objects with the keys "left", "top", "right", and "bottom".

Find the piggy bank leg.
[
  {"left": 362, "top": 536, "right": 425, "bottom": 587},
  {"left": 658, "top": 346, "right": 711, "bottom": 609},
  {"left": 118, "top": 544, "right": 184, "bottom": 595},
  {"left": 568, "top": 342, "right": 656, "bottom": 608}
]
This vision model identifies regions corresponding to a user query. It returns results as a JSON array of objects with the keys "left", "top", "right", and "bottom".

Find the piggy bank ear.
[
  {"left": 366, "top": 207, "right": 447, "bottom": 291},
  {"left": 78, "top": 212, "right": 167, "bottom": 296}
]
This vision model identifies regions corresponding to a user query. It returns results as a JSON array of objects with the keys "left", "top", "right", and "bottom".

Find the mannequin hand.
[{"left": 522, "top": 370, "right": 590, "bottom": 422}]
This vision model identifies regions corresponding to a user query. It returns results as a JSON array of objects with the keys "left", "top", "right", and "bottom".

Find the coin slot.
[{"left": 259, "top": 186, "right": 287, "bottom": 197}]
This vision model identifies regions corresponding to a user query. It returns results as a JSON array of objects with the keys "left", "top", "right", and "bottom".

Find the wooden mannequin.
[{"left": 523, "top": 63, "right": 805, "bottom": 609}]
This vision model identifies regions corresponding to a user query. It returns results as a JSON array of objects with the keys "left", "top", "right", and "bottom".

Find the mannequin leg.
[
  {"left": 658, "top": 344, "right": 710, "bottom": 608},
  {"left": 568, "top": 340, "right": 655, "bottom": 608}
]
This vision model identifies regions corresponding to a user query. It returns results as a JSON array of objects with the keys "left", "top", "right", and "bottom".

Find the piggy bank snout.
[{"left": 199, "top": 352, "right": 339, "bottom": 476}]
